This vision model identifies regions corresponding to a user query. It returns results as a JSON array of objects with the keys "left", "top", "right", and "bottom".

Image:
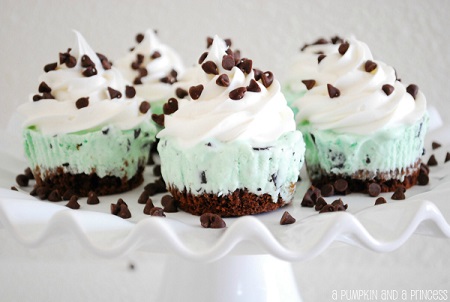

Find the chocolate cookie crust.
[
  {"left": 168, "top": 184, "right": 294, "bottom": 217},
  {"left": 33, "top": 165, "right": 145, "bottom": 197}
]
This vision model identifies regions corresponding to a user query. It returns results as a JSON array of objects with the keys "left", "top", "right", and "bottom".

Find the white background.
[{"left": 1, "top": 1, "right": 450, "bottom": 301}]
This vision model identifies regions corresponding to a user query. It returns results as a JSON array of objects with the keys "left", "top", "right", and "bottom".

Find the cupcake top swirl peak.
[
  {"left": 18, "top": 30, "right": 152, "bottom": 136},
  {"left": 288, "top": 36, "right": 427, "bottom": 135},
  {"left": 157, "top": 35, "right": 296, "bottom": 148}
]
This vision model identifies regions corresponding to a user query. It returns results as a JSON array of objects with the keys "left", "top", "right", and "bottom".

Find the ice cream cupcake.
[
  {"left": 287, "top": 36, "right": 428, "bottom": 193},
  {"left": 157, "top": 36, "right": 305, "bottom": 217},
  {"left": 18, "top": 31, "right": 157, "bottom": 197},
  {"left": 115, "top": 29, "right": 184, "bottom": 115}
]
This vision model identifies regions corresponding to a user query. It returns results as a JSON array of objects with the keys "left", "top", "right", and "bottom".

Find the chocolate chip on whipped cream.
[
  {"left": 261, "top": 71, "right": 274, "bottom": 88},
  {"left": 125, "top": 85, "right": 136, "bottom": 98},
  {"left": 229, "top": 87, "right": 247, "bottom": 100},
  {"left": 59, "top": 48, "right": 77, "bottom": 68},
  {"left": 152, "top": 113, "right": 164, "bottom": 126},
  {"left": 202, "top": 61, "right": 219, "bottom": 75},
  {"left": 81, "top": 55, "right": 95, "bottom": 68},
  {"left": 160, "top": 69, "right": 178, "bottom": 84},
  {"left": 189, "top": 84, "right": 204, "bottom": 100},
  {"left": 302, "top": 79, "right": 316, "bottom": 90},
  {"left": 175, "top": 87, "right": 188, "bottom": 99},
  {"left": 216, "top": 74, "right": 230, "bottom": 87},
  {"left": 150, "top": 51, "right": 161, "bottom": 59},
  {"left": 136, "top": 33, "right": 144, "bottom": 43},
  {"left": 406, "top": 84, "right": 419, "bottom": 100},
  {"left": 96, "top": 53, "right": 112, "bottom": 70},
  {"left": 38, "top": 81, "right": 52, "bottom": 93},
  {"left": 246, "top": 79, "right": 261, "bottom": 92},
  {"left": 364, "top": 60, "right": 377, "bottom": 73},
  {"left": 382, "top": 84, "right": 395, "bottom": 96},
  {"left": 198, "top": 52, "right": 208, "bottom": 64},
  {"left": 317, "top": 54, "right": 326, "bottom": 63},
  {"left": 222, "top": 54, "right": 235, "bottom": 70},
  {"left": 44, "top": 62, "right": 57, "bottom": 73},
  {"left": 253, "top": 68, "right": 263, "bottom": 81},
  {"left": 139, "top": 101, "right": 151, "bottom": 114},
  {"left": 82, "top": 66, "right": 97, "bottom": 77},
  {"left": 237, "top": 58, "right": 253, "bottom": 74},
  {"left": 206, "top": 37, "right": 214, "bottom": 48},
  {"left": 327, "top": 83, "right": 340, "bottom": 98},
  {"left": 163, "top": 98, "right": 178, "bottom": 115},
  {"left": 338, "top": 42, "right": 350, "bottom": 55},
  {"left": 75, "top": 97, "right": 89, "bottom": 109},
  {"left": 107, "top": 87, "right": 122, "bottom": 99}
]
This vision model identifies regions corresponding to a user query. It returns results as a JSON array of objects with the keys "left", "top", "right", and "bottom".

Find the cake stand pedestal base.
[{"left": 157, "top": 254, "right": 302, "bottom": 302}]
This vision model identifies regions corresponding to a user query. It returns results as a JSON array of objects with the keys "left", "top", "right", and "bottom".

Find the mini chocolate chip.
[
  {"left": 44, "top": 62, "right": 57, "bottom": 73},
  {"left": 189, "top": 85, "right": 204, "bottom": 100},
  {"left": 198, "top": 52, "right": 208, "bottom": 64},
  {"left": 163, "top": 98, "right": 178, "bottom": 115},
  {"left": 237, "top": 59, "right": 252, "bottom": 74},
  {"left": 420, "top": 163, "right": 430, "bottom": 175},
  {"left": 331, "top": 198, "right": 347, "bottom": 211},
  {"left": 445, "top": 152, "right": 450, "bottom": 163},
  {"left": 246, "top": 79, "right": 261, "bottom": 92},
  {"left": 87, "top": 191, "right": 100, "bottom": 204},
  {"left": 391, "top": 187, "right": 406, "bottom": 200},
  {"left": 161, "top": 195, "right": 178, "bottom": 213},
  {"left": 151, "top": 51, "right": 161, "bottom": 59},
  {"left": 200, "top": 171, "right": 207, "bottom": 184},
  {"left": 313, "top": 38, "right": 328, "bottom": 45},
  {"left": 233, "top": 49, "right": 241, "bottom": 64},
  {"left": 108, "top": 87, "right": 122, "bottom": 99},
  {"left": 29, "top": 187, "right": 37, "bottom": 196},
  {"left": 75, "top": 97, "right": 89, "bottom": 109},
  {"left": 66, "top": 195, "right": 80, "bottom": 209},
  {"left": 48, "top": 189, "right": 62, "bottom": 202},
  {"left": 139, "top": 101, "right": 151, "bottom": 114},
  {"left": 319, "top": 204, "right": 335, "bottom": 213},
  {"left": 136, "top": 33, "right": 144, "bottom": 43},
  {"left": 61, "top": 189, "right": 74, "bottom": 201},
  {"left": 301, "top": 193, "right": 315, "bottom": 208},
  {"left": 367, "top": 183, "right": 381, "bottom": 197},
  {"left": 81, "top": 55, "right": 95, "bottom": 68},
  {"left": 315, "top": 197, "right": 328, "bottom": 211},
  {"left": 175, "top": 88, "right": 188, "bottom": 99},
  {"left": 222, "top": 55, "right": 235, "bottom": 71},
  {"left": 60, "top": 49, "right": 77, "bottom": 68},
  {"left": 33, "top": 94, "right": 43, "bottom": 102},
  {"left": 431, "top": 141, "right": 441, "bottom": 150},
  {"left": 216, "top": 74, "right": 230, "bottom": 87},
  {"left": 36, "top": 186, "right": 50, "bottom": 200},
  {"left": 152, "top": 114, "right": 165, "bottom": 127},
  {"left": 138, "top": 67, "right": 148, "bottom": 78},
  {"left": 331, "top": 36, "right": 344, "bottom": 44},
  {"left": 261, "top": 71, "right": 274, "bottom": 88},
  {"left": 375, "top": 197, "right": 387, "bottom": 205},
  {"left": 138, "top": 191, "right": 150, "bottom": 204},
  {"left": 153, "top": 165, "right": 161, "bottom": 177},
  {"left": 417, "top": 170, "right": 429, "bottom": 186},
  {"left": 160, "top": 74, "right": 177, "bottom": 84},
  {"left": 334, "top": 179, "right": 348, "bottom": 193},
  {"left": 427, "top": 154, "right": 438, "bottom": 166},
  {"left": 382, "top": 84, "right": 394, "bottom": 96},
  {"left": 224, "top": 38, "right": 232, "bottom": 47},
  {"left": 327, "top": 84, "right": 340, "bottom": 98},
  {"left": 338, "top": 42, "right": 350, "bottom": 55},
  {"left": 97, "top": 53, "right": 112, "bottom": 70},
  {"left": 11, "top": 186, "right": 18, "bottom": 191},
  {"left": 143, "top": 199, "right": 155, "bottom": 215},
  {"left": 280, "top": 211, "right": 296, "bottom": 225},
  {"left": 24, "top": 167, "right": 34, "bottom": 180},
  {"left": 16, "top": 174, "right": 29, "bottom": 187},
  {"left": 320, "top": 183, "right": 335, "bottom": 197},
  {"left": 206, "top": 37, "right": 214, "bottom": 48},
  {"left": 253, "top": 69, "right": 262, "bottom": 81},
  {"left": 149, "top": 207, "right": 165, "bottom": 217},
  {"left": 406, "top": 84, "right": 419, "bottom": 100},
  {"left": 136, "top": 54, "right": 144, "bottom": 65},
  {"left": 229, "top": 87, "right": 247, "bottom": 100},
  {"left": 118, "top": 203, "right": 132, "bottom": 219},
  {"left": 133, "top": 77, "right": 142, "bottom": 85},
  {"left": 202, "top": 61, "right": 219, "bottom": 75},
  {"left": 302, "top": 80, "right": 316, "bottom": 90},
  {"left": 134, "top": 128, "right": 141, "bottom": 139},
  {"left": 38, "top": 82, "right": 52, "bottom": 93},
  {"left": 42, "top": 92, "right": 55, "bottom": 99},
  {"left": 364, "top": 60, "right": 377, "bottom": 72},
  {"left": 200, "top": 213, "right": 226, "bottom": 228},
  {"left": 317, "top": 54, "right": 326, "bottom": 63},
  {"left": 125, "top": 85, "right": 136, "bottom": 98}
]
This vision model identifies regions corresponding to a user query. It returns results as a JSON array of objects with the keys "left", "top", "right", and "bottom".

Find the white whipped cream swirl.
[
  {"left": 290, "top": 37, "right": 427, "bottom": 135},
  {"left": 157, "top": 36, "right": 296, "bottom": 148},
  {"left": 18, "top": 31, "right": 150, "bottom": 135},
  {"left": 114, "top": 29, "right": 184, "bottom": 102}
]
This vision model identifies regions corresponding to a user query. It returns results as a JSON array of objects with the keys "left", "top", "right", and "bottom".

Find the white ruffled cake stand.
[{"left": 1, "top": 124, "right": 450, "bottom": 301}]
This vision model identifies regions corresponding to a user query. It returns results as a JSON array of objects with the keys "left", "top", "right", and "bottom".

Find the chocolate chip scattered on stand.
[
  {"left": 375, "top": 197, "right": 387, "bottom": 205},
  {"left": 364, "top": 60, "right": 377, "bottom": 73},
  {"left": 143, "top": 199, "right": 155, "bottom": 215},
  {"left": 11, "top": 186, "right": 18, "bottom": 191},
  {"left": 36, "top": 186, "right": 50, "bottom": 200},
  {"left": 327, "top": 84, "right": 340, "bottom": 98},
  {"left": 302, "top": 79, "right": 316, "bottom": 90},
  {"left": 200, "top": 213, "right": 226, "bottom": 229},
  {"left": 320, "top": 183, "right": 334, "bottom": 197},
  {"left": 149, "top": 207, "right": 165, "bottom": 217},
  {"left": 445, "top": 152, "right": 450, "bottom": 163},
  {"left": 47, "top": 189, "right": 62, "bottom": 202},
  {"left": 111, "top": 198, "right": 131, "bottom": 219},
  {"left": 16, "top": 174, "right": 29, "bottom": 187},
  {"left": 138, "top": 191, "right": 150, "bottom": 204},
  {"left": 427, "top": 154, "right": 438, "bottom": 166},
  {"left": 87, "top": 191, "right": 100, "bottom": 204},
  {"left": 315, "top": 197, "right": 328, "bottom": 211},
  {"left": 66, "top": 195, "right": 80, "bottom": 209},
  {"left": 280, "top": 211, "right": 296, "bottom": 225},
  {"left": 391, "top": 187, "right": 406, "bottom": 200},
  {"left": 301, "top": 185, "right": 321, "bottom": 207},
  {"left": 431, "top": 141, "right": 441, "bottom": 150},
  {"left": 189, "top": 84, "right": 204, "bottom": 100},
  {"left": 161, "top": 194, "right": 178, "bottom": 213},
  {"left": 382, "top": 84, "right": 394, "bottom": 96},
  {"left": 319, "top": 204, "right": 335, "bottom": 213}
]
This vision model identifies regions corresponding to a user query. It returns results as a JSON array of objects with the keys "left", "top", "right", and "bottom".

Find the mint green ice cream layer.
[
  {"left": 158, "top": 131, "right": 305, "bottom": 201},
  {"left": 23, "top": 121, "right": 157, "bottom": 179},
  {"left": 300, "top": 115, "right": 428, "bottom": 181}
]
